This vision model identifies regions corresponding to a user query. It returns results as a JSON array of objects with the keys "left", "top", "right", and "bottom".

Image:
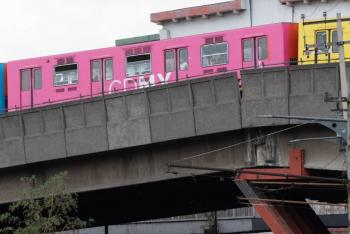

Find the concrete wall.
[
  {"left": 0, "top": 63, "right": 344, "bottom": 169},
  {"left": 241, "top": 63, "right": 341, "bottom": 127},
  {"left": 0, "top": 73, "right": 241, "bottom": 169},
  {"left": 57, "top": 227, "right": 105, "bottom": 234},
  {"left": 160, "top": 0, "right": 350, "bottom": 39},
  {"left": 0, "top": 63, "right": 345, "bottom": 205}
]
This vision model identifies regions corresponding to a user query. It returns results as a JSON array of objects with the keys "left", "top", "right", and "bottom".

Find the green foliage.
[{"left": 0, "top": 172, "right": 92, "bottom": 234}]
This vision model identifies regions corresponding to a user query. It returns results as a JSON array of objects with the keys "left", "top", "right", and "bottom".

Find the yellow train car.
[{"left": 298, "top": 17, "right": 350, "bottom": 65}]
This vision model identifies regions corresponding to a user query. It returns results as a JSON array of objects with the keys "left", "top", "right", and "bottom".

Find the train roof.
[
  {"left": 115, "top": 34, "right": 160, "bottom": 46},
  {"left": 8, "top": 22, "right": 296, "bottom": 63}
]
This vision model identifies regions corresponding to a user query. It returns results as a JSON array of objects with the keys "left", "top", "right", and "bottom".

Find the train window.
[
  {"left": 257, "top": 37, "right": 268, "bottom": 60},
  {"left": 92, "top": 60, "right": 101, "bottom": 82},
  {"left": 126, "top": 54, "right": 151, "bottom": 77},
  {"left": 332, "top": 31, "right": 339, "bottom": 53},
  {"left": 54, "top": 64, "right": 78, "bottom": 86},
  {"left": 243, "top": 39, "right": 253, "bottom": 62},
  {"left": 165, "top": 50, "right": 175, "bottom": 73},
  {"left": 34, "top": 68, "right": 42, "bottom": 89},
  {"left": 201, "top": 42, "right": 228, "bottom": 67},
  {"left": 179, "top": 48, "right": 188, "bottom": 71},
  {"left": 316, "top": 31, "right": 327, "bottom": 54},
  {"left": 21, "top": 69, "right": 30, "bottom": 91},
  {"left": 104, "top": 58, "right": 113, "bottom": 80}
]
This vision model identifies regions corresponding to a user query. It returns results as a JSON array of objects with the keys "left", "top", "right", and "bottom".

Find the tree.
[{"left": 0, "top": 172, "right": 92, "bottom": 234}]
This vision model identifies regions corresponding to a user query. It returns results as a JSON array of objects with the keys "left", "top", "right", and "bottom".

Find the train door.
[
  {"left": 164, "top": 48, "right": 189, "bottom": 82},
  {"left": 91, "top": 58, "right": 114, "bottom": 96},
  {"left": 20, "top": 68, "right": 42, "bottom": 109},
  {"left": 242, "top": 36, "right": 268, "bottom": 69}
]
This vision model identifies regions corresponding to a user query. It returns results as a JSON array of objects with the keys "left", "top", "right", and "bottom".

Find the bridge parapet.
[
  {"left": 0, "top": 73, "right": 241, "bottom": 168},
  {"left": 241, "top": 63, "right": 344, "bottom": 127}
]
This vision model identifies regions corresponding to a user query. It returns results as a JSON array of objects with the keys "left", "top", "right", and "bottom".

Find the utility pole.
[{"left": 336, "top": 13, "right": 350, "bottom": 233}]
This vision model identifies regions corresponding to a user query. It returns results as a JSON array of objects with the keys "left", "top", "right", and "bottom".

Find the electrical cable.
[{"left": 170, "top": 122, "right": 311, "bottom": 164}]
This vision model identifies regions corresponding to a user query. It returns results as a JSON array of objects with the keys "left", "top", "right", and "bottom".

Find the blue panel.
[{"left": 0, "top": 64, "right": 5, "bottom": 113}]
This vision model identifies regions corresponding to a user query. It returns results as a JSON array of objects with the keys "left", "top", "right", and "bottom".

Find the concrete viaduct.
[{"left": 0, "top": 63, "right": 348, "bottom": 230}]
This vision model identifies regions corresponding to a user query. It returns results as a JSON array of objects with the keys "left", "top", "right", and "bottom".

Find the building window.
[
  {"left": 33, "top": 68, "right": 42, "bottom": 89},
  {"left": 92, "top": 60, "right": 101, "bottom": 82},
  {"left": 126, "top": 54, "right": 151, "bottom": 77},
  {"left": 316, "top": 31, "right": 327, "bottom": 54},
  {"left": 54, "top": 64, "right": 78, "bottom": 86},
  {"left": 165, "top": 50, "right": 174, "bottom": 73},
  {"left": 21, "top": 69, "right": 30, "bottom": 91},
  {"left": 243, "top": 39, "right": 253, "bottom": 62},
  {"left": 179, "top": 48, "right": 188, "bottom": 71},
  {"left": 257, "top": 37, "right": 268, "bottom": 60},
  {"left": 332, "top": 31, "right": 339, "bottom": 53},
  {"left": 104, "top": 58, "right": 113, "bottom": 80},
  {"left": 201, "top": 42, "right": 228, "bottom": 67}
]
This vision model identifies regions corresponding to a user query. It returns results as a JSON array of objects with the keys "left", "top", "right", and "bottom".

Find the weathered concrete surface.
[
  {"left": 0, "top": 64, "right": 345, "bottom": 169},
  {"left": 0, "top": 124, "right": 342, "bottom": 205},
  {"left": 241, "top": 63, "right": 342, "bottom": 127},
  {"left": 0, "top": 64, "right": 345, "bottom": 206},
  {"left": 57, "top": 227, "right": 105, "bottom": 234},
  {"left": 55, "top": 214, "right": 347, "bottom": 234},
  {"left": 0, "top": 73, "right": 241, "bottom": 168},
  {"left": 109, "top": 218, "right": 254, "bottom": 234}
]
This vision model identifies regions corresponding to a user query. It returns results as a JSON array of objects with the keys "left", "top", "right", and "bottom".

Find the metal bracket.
[
  {"left": 324, "top": 92, "right": 348, "bottom": 103},
  {"left": 257, "top": 115, "right": 347, "bottom": 142}
]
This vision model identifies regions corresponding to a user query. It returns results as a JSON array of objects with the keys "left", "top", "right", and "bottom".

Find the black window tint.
[
  {"left": 165, "top": 50, "right": 174, "bottom": 73},
  {"left": 179, "top": 48, "right": 188, "bottom": 71},
  {"left": 258, "top": 37, "right": 268, "bottom": 60},
  {"left": 243, "top": 39, "right": 253, "bottom": 62},
  {"left": 332, "top": 31, "right": 339, "bottom": 53},
  {"left": 34, "top": 68, "right": 42, "bottom": 89},
  {"left": 316, "top": 31, "right": 327, "bottom": 54},
  {"left": 21, "top": 70, "right": 30, "bottom": 91}
]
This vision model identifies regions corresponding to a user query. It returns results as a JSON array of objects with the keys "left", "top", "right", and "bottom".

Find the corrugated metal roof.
[
  {"left": 280, "top": 0, "right": 327, "bottom": 5},
  {"left": 150, "top": 0, "right": 245, "bottom": 24}
]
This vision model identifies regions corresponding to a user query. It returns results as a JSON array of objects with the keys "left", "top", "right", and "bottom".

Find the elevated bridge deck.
[{"left": 0, "top": 63, "right": 348, "bottom": 227}]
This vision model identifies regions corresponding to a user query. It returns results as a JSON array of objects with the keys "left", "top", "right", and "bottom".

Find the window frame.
[
  {"left": 20, "top": 69, "right": 31, "bottom": 91},
  {"left": 331, "top": 30, "right": 339, "bottom": 53},
  {"left": 257, "top": 36, "right": 268, "bottom": 60},
  {"left": 179, "top": 48, "right": 189, "bottom": 71},
  {"left": 125, "top": 53, "right": 152, "bottom": 78},
  {"left": 242, "top": 38, "right": 254, "bottom": 62},
  {"left": 91, "top": 59, "right": 102, "bottom": 82},
  {"left": 104, "top": 58, "right": 114, "bottom": 81},
  {"left": 53, "top": 63, "right": 79, "bottom": 87},
  {"left": 315, "top": 30, "right": 328, "bottom": 54},
  {"left": 165, "top": 50, "right": 175, "bottom": 73},
  {"left": 33, "top": 68, "right": 42, "bottom": 90},
  {"left": 201, "top": 42, "right": 229, "bottom": 68}
]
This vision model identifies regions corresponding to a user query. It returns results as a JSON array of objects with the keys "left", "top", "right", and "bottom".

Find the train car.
[
  {"left": 0, "top": 63, "right": 6, "bottom": 113},
  {"left": 7, "top": 22, "right": 298, "bottom": 111},
  {"left": 298, "top": 17, "right": 350, "bottom": 65}
]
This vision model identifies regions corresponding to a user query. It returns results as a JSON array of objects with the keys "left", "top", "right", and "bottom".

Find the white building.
[{"left": 151, "top": 0, "right": 350, "bottom": 39}]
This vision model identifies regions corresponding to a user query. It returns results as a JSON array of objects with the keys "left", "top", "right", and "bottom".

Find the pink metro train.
[{"left": 7, "top": 22, "right": 298, "bottom": 111}]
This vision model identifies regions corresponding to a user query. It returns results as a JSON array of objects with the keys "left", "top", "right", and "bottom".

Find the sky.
[{"left": 0, "top": 0, "right": 225, "bottom": 61}]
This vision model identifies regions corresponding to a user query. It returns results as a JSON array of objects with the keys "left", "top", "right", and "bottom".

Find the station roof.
[{"left": 150, "top": 0, "right": 246, "bottom": 24}]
